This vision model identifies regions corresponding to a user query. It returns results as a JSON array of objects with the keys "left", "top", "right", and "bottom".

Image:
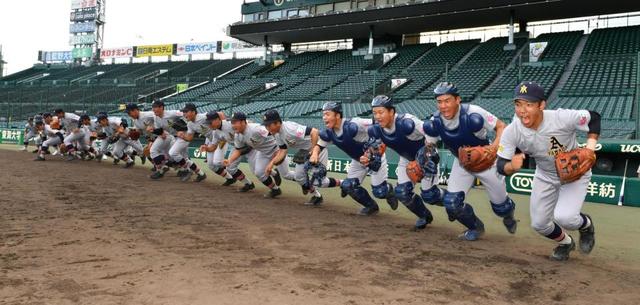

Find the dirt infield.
[{"left": 1, "top": 148, "right": 640, "bottom": 305}]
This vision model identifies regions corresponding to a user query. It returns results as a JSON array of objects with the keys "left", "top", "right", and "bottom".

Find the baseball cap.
[
  {"left": 205, "top": 111, "right": 220, "bottom": 122},
  {"left": 262, "top": 109, "right": 281, "bottom": 126},
  {"left": 151, "top": 100, "right": 164, "bottom": 108},
  {"left": 54, "top": 108, "right": 64, "bottom": 114},
  {"left": 230, "top": 112, "right": 247, "bottom": 122},
  {"left": 514, "top": 81, "right": 545, "bottom": 103},
  {"left": 125, "top": 103, "right": 139, "bottom": 112},
  {"left": 181, "top": 103, "right": 197, "bottom": 113}
]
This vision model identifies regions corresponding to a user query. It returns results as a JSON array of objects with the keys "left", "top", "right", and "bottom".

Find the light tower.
[{"left": 69, "top": 0, "right": 106, "bottom": 65}]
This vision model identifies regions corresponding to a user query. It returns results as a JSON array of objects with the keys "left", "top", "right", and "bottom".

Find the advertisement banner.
[
  {"left": 70, "top": 8, "right": 97, "bottom": 22},
  {"left": 529, "top": 42, "right": 548, "bottom": 62},
  {"left": 135, "top": 44, "right": 174, "bottom": 57},
  {"left": 100, "top": 47, "right": 134, "bottom": 59},
  {"left": 69, "top": 22, "right": 96, "bottom": 33},
  {"left": 219, "top": 41, "right": 262, "bottom": 53},
  {"left": 71, "top": 0, "right": 97, "bottom": 10},
  {"left": 175, "top": 42, "right": 218, "bottom": 55},
  {"left": 0, "top": 129, "right": 24, "bottom": 145},
  {"left": 176, "top": 84, "right": 189, "bottom": 93},
  {"left": 69, "top": 34, "right": 96, "bottom": 45},
  {"left": 41, "top": 51, "right": 73, "bottom": 62},
  {"left": 391, "top": 78, "right": 408, "bottom": 90},
  {"left": 72, "top": 47, "right": 93, "bottom": 58},
  {"left": 383, "top": 52, "right": 397, "bottom": 65}
]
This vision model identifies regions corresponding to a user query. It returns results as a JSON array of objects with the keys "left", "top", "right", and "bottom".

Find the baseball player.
[
  {"left": 497, "top": 81, "right": 598, "bottom": 261},
  {"left": 34, "top": 113, "right": 62, "bottom": 161},
  {"left": 21, "top": 116, "right": 43, "bottom": 152},
  {"left": 421, "top": 82, "right": 517, "bottom": 241},
  {"left": 62, "top": 113, "right": 97, "bottom": 161},
  {"left": 96, "top": 113, "right": 142, "bottom": 168},
  {"left": 364, "top": 95, "right": 435, "bottom": 230},
  {"left": 201, "top": 111, "right": 255, "bottom": 191},
  {"left": 223, "top": 112, "right": 293, "bottom": 199},
  {"left": 263, "top": 109, "right": 341, "bottom": 206},
  {"left": 311, "top": 102, "right": 398, "bottom": 215},
  {"left": 174, "top": 103, "right": 207, "bottom": 182},
  {"left": 147, "top": 100, "right": 183, "bottom": 179}
]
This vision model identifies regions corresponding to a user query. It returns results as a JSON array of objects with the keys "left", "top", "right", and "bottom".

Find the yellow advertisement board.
[{"left": 135, "top": 44, "right": 174, "bottom": 57}]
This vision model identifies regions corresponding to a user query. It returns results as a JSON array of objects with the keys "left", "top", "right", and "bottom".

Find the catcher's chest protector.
[
  {"left": 369, "top": 114, "right": 423, "bottom": 161},
  {"left": 423, "top": 104, "right": 489, "bottom": 155},
  {"left": 321, "top": 120, "right": 366, "bottom": 160}
]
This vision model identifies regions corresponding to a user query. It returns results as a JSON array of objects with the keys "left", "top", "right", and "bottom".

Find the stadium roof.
[{"left": 229, "top": 0, "right": 640, "bottom": 45}]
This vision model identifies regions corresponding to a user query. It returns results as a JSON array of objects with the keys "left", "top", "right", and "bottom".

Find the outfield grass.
[{"left": 5, "top": 143, "right": 639, "bottom": 265}]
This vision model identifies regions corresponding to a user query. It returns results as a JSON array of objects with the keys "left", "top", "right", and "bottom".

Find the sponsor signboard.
[
  {"left": 175, "top": 42, "right": 218, "bottom": 55},
  {"left": 72, "top": 47, "right": 93, "bottom": 58},
  {"left": 41, "top": 51, "right": 73, "bottom": 62},
  {"left": 219, "top": 41, "right": 262, "bottom": 53},
  {"left": 70, "top": 8, "right": 97, "bottom": 22},
  {"left": 391, "top": 78, "right": 408, "bottom": 90},
  {"left": 69, "top": 22, "right": 96, "bottom": 33},
  {"left": 69, "top": 34, "right": 96, "bottom": 45},
  {"left": 0, "top": 129, "right": 24, "bottom": 145},
  {"left": 135, "top": 44, "right": 174, "bottom": 57},
  {"left": 100, "top": 47, "right": 134, "bottom": 59},
  {"left": 71, "top": 0, "right": 97, "bottom": 10}
]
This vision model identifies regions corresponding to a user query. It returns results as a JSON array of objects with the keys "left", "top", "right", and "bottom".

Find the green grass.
[{"left": 5, "top": 143, "right": 640, "bottom": 265}]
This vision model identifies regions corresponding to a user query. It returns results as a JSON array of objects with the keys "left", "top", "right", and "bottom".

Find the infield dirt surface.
[{"left": 1, "top": 148, "right": 639, "bottom": 305}]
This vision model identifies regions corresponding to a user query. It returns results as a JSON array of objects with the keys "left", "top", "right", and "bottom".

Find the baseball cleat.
[
  {"left": 65, "top": 154, "right": 77, "bottom": 161},
  {"left": 161, "top": 166, "right": 170, "bottom": 175},
  {"left": 34, "top": 155, "right": 45, "bottom": 161},
  {"left": 124, "top": 160, "right": 135, "bottom": 168},
  {"left": 140, "top": 155, "right": 146, "bottom": 165},
  {"left": 304, "top": 195, "right": 323, "bottom": 206},
  {"left": 358, "top": 205, "right": 379, "bottom": 216},
  {"left": 222, "top": 178, "right": 237, "bottom": 186},
  {"left": 579, "top": 214, "right": 595, "bottom": 254},
  {"left": 180, "top": 171, "right": 193, "bottom": 182},
  {"left": 503, "top": 214, "right": 518, "bottom": 234},
  {"left": 550, "top": 238, "right": 576, "bottom": 261},
  {"left": 239, "top": 182, "right": 255, "bottom": 192},
  {"left": 195, "top": 173, "right": 207, "bottom": 182},
  {"left": 20, "top": 146, "right": 27, "bottom": 151},
  {"left": 385, "top": 184, "right": 399, "bottom": 210},
  {"left": 414, "top": 218, "right": 429, "bottom": 230},
  {"left": 458, "top": 218, "right": 485, "bottom": 241},
  {"left": 264, "top": 187, "right": 282, "bottom": 199},
  {"left": 51, "top": 148, "right": 60, "bottom": 156},
  {"left": 32, "top": 149, "right": 39, "bottom": 153},
  {"left": 177, "top": 170, "right": 189, "bottom": 177},
  {"left": 113, "top": 159, "right": 120, "bottom": 165},
  {"left": 149, "top": 170, "right": 165, "bottom": 180},
  {"left": 273, "top": 169, "right": 282, "bottom": 186}
]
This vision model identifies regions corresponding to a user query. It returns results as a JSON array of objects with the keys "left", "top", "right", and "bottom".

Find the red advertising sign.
[{"left": 100, "top": 47, "right": 134, "bottom": 59}]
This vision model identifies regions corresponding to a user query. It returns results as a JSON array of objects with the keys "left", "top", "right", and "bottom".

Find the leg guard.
[
  {"left": 395, "top": 182, "right": 431, "bottom": 221},
  {"left": 341, "top": 178, "right": 376, "bottom": 208},
  {"left": 443, "top": 191, "right": 480, "bottom": 230},
  {"left": 491, "top": 197, "right": 515, "bottom": 218},
  {"left": 372, "top": 181, "right": 399, "bottom": 210},
  {"left": 421, "top": 185, "right": 443, "bottom": 206}
]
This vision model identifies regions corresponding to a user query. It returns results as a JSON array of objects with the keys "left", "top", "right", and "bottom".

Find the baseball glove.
[
  {"left": 364, "top": 138, "right": 386, "bottom": 172},
  {"left": 143, "top": 143, "right": 151, "bottom": 157},
  {"left": 50, "top": 120, "right": 61, "bottom": 130},
  {"left": 555, "top": 148, "right": 596, "bottom": 183},
  {"left": 128, "top": 129, "right": 141, "bottom": 140},
  {"left": 458, "top": 145, "right": 497, "bottom": 173},
  {"left": 406, "top": 160, "right": 424, "bottom": 183},
  {"left": 171, "top": 118, "right": 188, "bottom": 132}
]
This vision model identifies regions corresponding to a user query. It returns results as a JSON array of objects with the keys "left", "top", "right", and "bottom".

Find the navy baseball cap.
[
  {"left": 151, "top": 100, "right": 164, "bottom": 108},
  {"left": 514, "top": 81, "right": 545, "bottom": 103},
  {"left": 54, "top": 108, "right": 64, "bottom": 114},
  {"left": 230, "top": 112, "right": 247, "bottom": 122},
  {"left": 205, "top": 111, "right": 220, "bottom": 122},
  {"left": 125, "top": 103, "right": 139, "bottom": 112},
  {"left": 181, "top": 103, "right": 197, "bottom": 113},
  {"left": 262, "top": 109, "right": 282, "bottom": 126}
]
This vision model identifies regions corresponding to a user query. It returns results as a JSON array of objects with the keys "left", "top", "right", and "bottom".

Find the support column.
[{"left": 368, "top": 25, "right": 374, "bottom": 55}]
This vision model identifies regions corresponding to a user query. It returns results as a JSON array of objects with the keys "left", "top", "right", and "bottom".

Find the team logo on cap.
[{"left": 519, "top": 85, "right": 528, "bottom": 94}]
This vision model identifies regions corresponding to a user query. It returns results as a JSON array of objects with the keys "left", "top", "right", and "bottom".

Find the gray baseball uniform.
[
  {"left": 498, "top": 109, "right": 592, "bottom": 236},
  {"left": 275, "top": 121, "right": 330, "bottom": 187},
  {"left": 234, "top": 122, "right": 293, "bottom": 182},
  {"left": 206, "top": 120, "right": 240, "bottom": 175},
  {"left": 151, "top": 110, "right": 182, "bottom": 160}
]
